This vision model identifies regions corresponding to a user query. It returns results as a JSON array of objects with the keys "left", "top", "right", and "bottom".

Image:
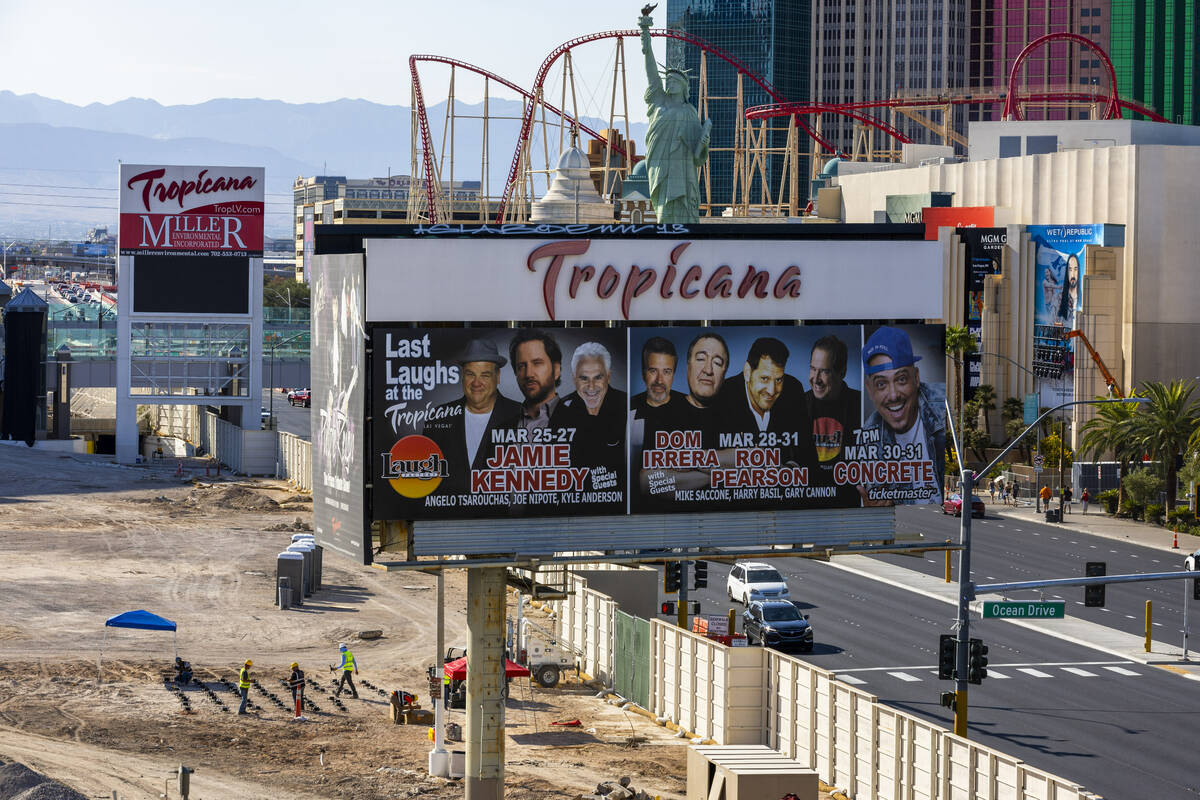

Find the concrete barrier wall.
[
  {"left": 557, "top": 570, "right": 618, "bottom": 684},
  {"left": 766, "top": 647, "right": 1091, "bottom": 799},
  {"left": 278, "top": 431, "right": 312, "bottom": 491},
  {"left": 554, "top": 575, "right": 1090, "bottom": 800},
  {"left": 651, "top": 621, "right": 764, "bottom": 745}
]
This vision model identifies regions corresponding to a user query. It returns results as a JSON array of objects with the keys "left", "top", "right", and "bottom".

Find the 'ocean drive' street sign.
[{"left": 981, "top": 601, "right": 1066, "bottom": 619}]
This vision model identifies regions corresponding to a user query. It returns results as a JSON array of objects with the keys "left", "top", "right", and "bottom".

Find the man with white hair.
[{"left": 556, "top": 341, "right": 627, "bottom": 479}]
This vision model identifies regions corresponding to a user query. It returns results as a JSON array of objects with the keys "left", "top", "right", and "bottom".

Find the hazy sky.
[{"left": 0, "top": 0, "right": 660, "bottom": 113}]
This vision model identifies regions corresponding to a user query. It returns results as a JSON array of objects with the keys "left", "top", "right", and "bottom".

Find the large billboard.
[
  {"left": 370, "top": 323, "right": 945, "bottom": 520},
  {"left": 312, "top": 254, "right": 369, "bottom": 562},
  {"left": 118, "top": 164, "right": 264, "bottom": 257},
  {"left": 1028, "top": 224, "right": 1106, "bottom": 406},
  {"left": 960, "top": 228, "right": 1005, "bottom": 403}
]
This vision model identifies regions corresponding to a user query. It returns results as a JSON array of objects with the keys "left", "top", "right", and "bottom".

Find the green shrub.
[
  {"left": 1122, "top": 469, "right": 1164, "bottom": 508},
  {"left": 1119, "top": 502, "right": 1145, "bottom": 520},
  {"left": 1098, "top": 489, "right": 1119, "bottom": 515},
  {"left": 1168, "top": 507, "right": 1197, "bottom": 528},
  {"left": 1144, "top": 504, "right": 1165, "bottom": 525}
]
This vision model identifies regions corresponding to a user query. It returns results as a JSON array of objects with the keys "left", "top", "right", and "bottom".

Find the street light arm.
[
  {"left": 977, "top": 398, "right": 1146, "bottom": 480},
  {"left": 945, "top": 398, "right": 965, "bottom": 475}
]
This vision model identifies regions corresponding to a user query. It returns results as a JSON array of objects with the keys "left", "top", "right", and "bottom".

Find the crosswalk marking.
[
  {"left": 985, "top": 670, "right": 1010, "bottom": 679},
  {"left": 888, "top": 672, "right": 921, "bottom": 682},
  {"left": 838, "top": 675, "right": 867, "bottom": 685},
  {"left": 1061, "top": 667, "right": 1098, "bottom": 677},
  {"left": 1016, "top": 668, "right": 1055, "bottom": 678},
  {"left": 1104, "top": 666, "right": 1140, "bottom": 676}
]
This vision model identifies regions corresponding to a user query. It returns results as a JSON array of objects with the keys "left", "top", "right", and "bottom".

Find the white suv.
[{"left": 726, "top": 562, "right": 789, "bottom": 605}]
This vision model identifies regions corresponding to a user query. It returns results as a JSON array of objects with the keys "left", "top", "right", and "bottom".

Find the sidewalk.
[
  {"left": 987, "top": 498, "right": 1200, "bottom": 556},
  {"left": 826, "top": 502, "right": 1200, "bottom": 682}
]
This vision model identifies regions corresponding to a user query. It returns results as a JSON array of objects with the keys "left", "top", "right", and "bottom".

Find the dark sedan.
[
  {"left": 942, "top": 493, "right": 985, "bottom": 518},
  {"left": 742, "top": 600, "right": 813, "bottom": 653}
]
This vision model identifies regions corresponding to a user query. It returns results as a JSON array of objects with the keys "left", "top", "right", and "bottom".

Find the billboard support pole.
[
  {"left": 429, "top": 568, "right": 448, "bottom": 776},
  {"left": 465, "top": 566, "right": 506, "bottom": 800}
]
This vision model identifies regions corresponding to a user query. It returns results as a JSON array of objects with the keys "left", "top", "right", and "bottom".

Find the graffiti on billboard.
[{"left": 371, "top": 324, "right": 945, "bottom": 521}]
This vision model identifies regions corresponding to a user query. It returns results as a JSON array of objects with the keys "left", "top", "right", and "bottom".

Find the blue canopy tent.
[{"left": 98, "top": 610, "right": 177, "bottom": 683}]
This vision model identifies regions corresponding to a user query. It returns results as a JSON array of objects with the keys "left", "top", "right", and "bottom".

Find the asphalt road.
[
  {"left": 261, "top": 388, "right": 311, "bottom": 440},
  {"left": 889, "top": 504, "right": 1195, "bottom": 649},
  {"left": 659, "top": 529, "right": 1200, "bottom": 798}
]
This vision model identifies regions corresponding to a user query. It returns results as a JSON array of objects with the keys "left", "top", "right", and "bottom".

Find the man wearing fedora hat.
[
  {"left": 861, "top": 326, "right": 945, "bottom": 505},
  {"left": 421, "top": 338, "right": 521, "bottom": 496}
]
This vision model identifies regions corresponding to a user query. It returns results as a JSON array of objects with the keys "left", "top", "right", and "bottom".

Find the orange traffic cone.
[{"left": 1173, "top": 529, "right": 1180, "bottom": 549}]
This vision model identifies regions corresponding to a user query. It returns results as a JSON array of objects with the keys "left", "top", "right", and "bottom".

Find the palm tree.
[
  {"left": 944, "top": 325, "right": 977, "bottom": 439},
  {"left": 1128, "top": 380, "right": 1200, "bottom": 513},
  {"left": 1002, "top": 396, "right": 1024, "bottom": 423},
  {"left": 974, "top": 384, "right": 997, "bottom": 436},
  {"left": 1079, "top": 395, "right": 1140, "bottom": 513}
]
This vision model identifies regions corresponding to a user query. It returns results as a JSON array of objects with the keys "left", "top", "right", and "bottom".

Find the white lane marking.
[
  {"left": 1104, "top": 666, "right": 1140, "bottom": 676},
  {"left": 1152, "top": 559, "right": 1161, "bottom": 564},
  {"left": 1016, "top": 668, "right": 1055, "bottom": 678},
  {"left": 1125, "top": 615, "right": 1136, "bottom": 619},
  {"left": 1014, "top": 529, "right": 1023, "bottom": 532},
  {"left": 985, "top": 670, "right": 1010, "bottom": 679},
  {"left": 888, "top": 672, "right": 922, "bottom": 682},
  {"left": 1153, "top": 622, "right": 1164, "bottom": 627},
  {"left": 1062, "top": 667, "right": 1098, "bottom": 677},
  {"left": 839, "top": 675, "right": 867, "bottom": 685}
]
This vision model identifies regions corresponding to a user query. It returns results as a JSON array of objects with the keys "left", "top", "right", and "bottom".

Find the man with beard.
[
  {"left": 554, "top": 341, "right": 626, "bottom": 481},
  {"left": 804, "top": 335, "right": 862, "bottom": 505},
  {"left": 421, "top": 338, "right": 520, "bottom": 496},
  {"left": 631, "top": 336, "right": 686, "bottom": 417},
  {"left": 637, "top": 331, "right": 730, "bottom": 506},
  {"left": 508, "top": 329, "right": 566, "bottom": 432},
  {"left": 861, "top": 326, "right": 945, "bottom": 505}
]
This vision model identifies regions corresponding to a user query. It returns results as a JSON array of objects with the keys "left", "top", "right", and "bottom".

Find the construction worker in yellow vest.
[
  {"left": 237, "top": 660, "right": 252, "bottom": 715},
  {"left": 333, "top": 644, "right": 359, "bottom": 699}
]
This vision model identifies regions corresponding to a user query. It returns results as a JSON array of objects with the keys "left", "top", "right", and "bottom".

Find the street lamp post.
[
  {"left": 267, "top": 331, "right": 309, "bottom": 428},
  {"left": 948, "top": 396, "right": 1146, "bottom": 738}
]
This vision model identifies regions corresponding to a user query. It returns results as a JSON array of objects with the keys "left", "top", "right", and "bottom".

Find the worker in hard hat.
[
  {"left": 288, "top": 661, "right": 306, "bottom": 720},
  {"left": 332, "top": 644, "right": 359, "bottom": 699},
  {"left": 237, "top": 660, "right": 252, "bottom": 715}
]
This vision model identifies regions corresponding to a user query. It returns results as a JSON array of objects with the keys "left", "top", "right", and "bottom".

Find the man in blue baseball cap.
[{"left": 861, "top": 326, "right": 945, "bottom": 504}]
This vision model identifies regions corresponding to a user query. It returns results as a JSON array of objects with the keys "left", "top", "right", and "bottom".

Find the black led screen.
[{"left": 133, "top": 254, "right": 250, "bottom": 314}]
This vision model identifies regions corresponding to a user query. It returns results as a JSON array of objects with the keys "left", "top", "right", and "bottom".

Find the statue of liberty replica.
[{"left": 639, "top": 4, "right": 711, "bottom": 224}]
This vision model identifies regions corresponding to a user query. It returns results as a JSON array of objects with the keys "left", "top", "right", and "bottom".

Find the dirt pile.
[{"left": 0, "top": 761, "right": 86, "bottom": 800}]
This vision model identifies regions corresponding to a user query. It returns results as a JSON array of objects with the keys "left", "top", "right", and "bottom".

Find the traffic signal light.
[
  {"left": 1193, "top": 578, "right": 1200, "bottom": 601},
  {"left": 1085, "top": 561, "right": 1106, "bottom": 607},
  {"left": 967, "top": 638, "right": 988, "bottom": 684},
  {"left": 693, "top": 560, "right": 708, "bottom": 590},
  {"left": 664, "top": 561, "right": 682, "bottom": 593},
  {"left": 938, "top": 634, "right": 956, "bottom": 680},
  {"left": 660, "top": 601, "right": 676, "bottom": 615}
]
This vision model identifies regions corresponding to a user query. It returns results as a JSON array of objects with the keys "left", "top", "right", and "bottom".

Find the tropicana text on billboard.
[
  {"left": 118, "top": 164, "right": 265, "bottom": 256},
  {"left": 364, "top": 236, "right": 941, "bottom": 323}
]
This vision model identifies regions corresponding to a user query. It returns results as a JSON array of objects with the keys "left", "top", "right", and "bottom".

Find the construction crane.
[{"left": 1065, "top": 329, "right": 1123, "bottom": 398}]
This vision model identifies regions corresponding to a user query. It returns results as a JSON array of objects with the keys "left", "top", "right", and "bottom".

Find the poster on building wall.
[
  {"left": 1028, "top": 224, "right": 1105, "bottom": 407},
  {"left": 924, "top": 207, "right": 995, "bottom": 241},
  {"left": 311, "top": 254, "right": 369, "bottom": 564},
  {"left": 118, "top": 165, "right": 264, "bottom": 256},
  {"left": 370, "top": 324, "right": 946, "bottom": 521},
  {"left": 960, "top": 228, "right": 1006, "bottom": 403}
]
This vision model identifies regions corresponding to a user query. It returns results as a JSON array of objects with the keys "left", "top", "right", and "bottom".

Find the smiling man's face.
[{"left": 866, "top": 356, "right": 919, "bottom": 434}]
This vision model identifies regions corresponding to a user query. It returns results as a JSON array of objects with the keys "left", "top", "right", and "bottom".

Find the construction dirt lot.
[{"left": 0, "top": 445, "right": 837, "bottom": 800}]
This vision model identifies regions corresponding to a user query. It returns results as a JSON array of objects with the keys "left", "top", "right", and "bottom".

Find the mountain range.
[{"left": 0, "top": 91, "right": 647, "bottom": 240}]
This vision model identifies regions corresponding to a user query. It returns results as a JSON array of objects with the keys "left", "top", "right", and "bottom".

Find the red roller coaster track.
[
  {"left": 409, "top": 54, "right": 632, "bottom": 226},
  {"left": 411, "top": 31, "right": 1165, "bottom": 223},
  {"left": 494, "top": 28, "right": 840, "bottom": 223}
]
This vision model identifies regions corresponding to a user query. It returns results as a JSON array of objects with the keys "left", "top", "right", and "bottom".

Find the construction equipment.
[
  {"left": 1065, "top": 329, "right": 1123, "bottom": 397},
  {"left": 509, "top": 616, "right": 577, "bottom": 689}
]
